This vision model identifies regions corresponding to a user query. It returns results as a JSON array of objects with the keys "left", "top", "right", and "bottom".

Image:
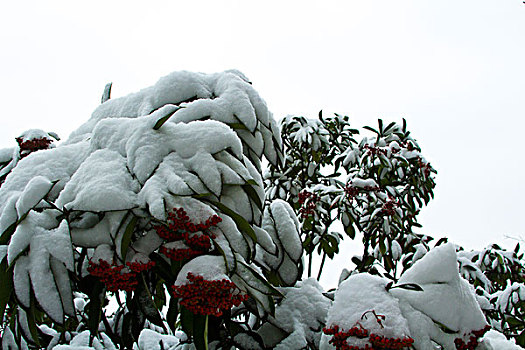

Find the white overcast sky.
[{"left": 1, "top": 0, "right": 524, "bottom": 285}]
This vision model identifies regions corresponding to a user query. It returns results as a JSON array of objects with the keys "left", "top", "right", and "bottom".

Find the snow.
[
  {"left": 494, "top": 282, "right": 525, "bottom": 313},
  {"left": 66, "top": 70, "right": 279, "bottom": 167},
  {"left": 135, "top": 329, "right": 181, "bottom": 350},
  {"left": 391, "top": 243, "right": 487, "bottom": 334},
  {"left": 17, "top": 129, "right": 56, "bottom": 142},
  {"left": 1, "top": 326, "right": 19, "bottom": 350},
  {"left": 53, "top": 330, "right": 116, "bottom": 350},
  {"left": 56, "top": 149, "right": 139, "bottom": 211},
  {"left": 261, "top": 278, "right": 331, "bottom": 349},
  {"left": 174, "top": 255, "right": 229, "bottom": 285},
  {"left": 92, "top": 244, "right": 114, "bottom": 263},
  {"left": 349, "top": 178, "right": 379, "bottom": 189},
  {"left": 270, "top": 200, "right": 302, "bottom": 262},
  {"left": 15, "top": 175, "right": 54, "bottom": 217},
  {"left": 0, "top": 245, "right": 6, "bottom": 262},
  {"left": 13, "top": 255, "right": 31, "bottom": 307},
  {"left": 0, "top": 147, "right": 15, "bottom": 163},
  {"left": 391, "top": 240, "right": 402, "bottom": 261},
  {"left": 2, "top": 68, "right": 517, "bottom": 349},
  {"left": 29, "top": 238, "right": 66, "bottom": 322},
  {"left": 482, "top": 329, "right": 523, "bottom": 349},
  {"left": 321, "top": 243, "right": 490, "bottom": 350},
  {"left": 0, "top": 141, "right": 91, "bottom": 205},
  {"left": 321, "top": 273, "right": 411, "bottom": 350},
  {"left": 70, "top": 211, "right": 126, "bottom": 248},
  {"left": 0, "top": 193, "right": 19, "bottom": 236}
]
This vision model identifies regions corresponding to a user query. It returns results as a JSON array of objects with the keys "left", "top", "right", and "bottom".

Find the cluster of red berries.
[
  {"left": 298, "top": 190, "right": 319, "bottom": 218},
  {"left": 368, "top": 334, "right": 414, "bottom": 349},
  {"left": 364, "top": 145, "right": 388, "bottom": 157},
  {"left": 381, "top": 198, "right": 399, "bottom": 216},
  {"left": 16, "top": 137, "right": 53, "bottom": 158},
  {"left": 154, "top": 208, "right": 222, "bottom": 240},
  {"left": 417, "top": 157, "right": 432, "bottom": 177},
  {"left": 87, "top": 259, "right": 155, "bottom": 292},
  {"left": 159, "top": 245, "right": 203, "bottom": 261},
  {"left": 323, "top": 325, "right": 414, "bottom": 350},
  {"left": 155, "top": 208, "right": 221, "bottom": 261},
  {"left": 171, "top": 272, "right": 249, "bottom": 317},
  {"left": 344, "top": 185, "right": 381, "bottom": 201},
  {"left": 454, "top": 325, "right": 491, "bottom": 350}
]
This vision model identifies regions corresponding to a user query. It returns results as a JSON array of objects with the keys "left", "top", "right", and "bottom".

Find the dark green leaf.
[
  {"left": 345, "top": 224, "right": 356, "bottom": 239},
  {"left": 167, "top": 297, "right": 179, "bottom": 333},
  {"left": 227, "top": 123, "right": 249, "bottom": 130},
  {"left": 153, "top": 108, "right": 179, "bottom": 130},
  {"left": 193, "top": 314, "right": 209, "bottom": 350},
  {"left": 86, "top": 281, "right": 105, "bottom": 336},
  {"left": 120, "top": 216, "right": 137, "bottom": 259},
  {"left": 363, "top": 126, "right": 379, "bottom": 135},
  {"left": 28, "top": 294, "right": 42, "bottom": 347},
  {"left": 241, "top": 184, "right": 263, "bottom": 211},
  {"left": 180, "top": 306, "right": 194, "bottom": 336},
  {"left": 0, "top": 223, "right": 16, "bottom": 245},
  {"left": 151, "top": 252, "right": 175, "bottom": 284},
  {"left": 138, "top": 277, "right": 164, "bottom": 328},
  {"left": 391, "top": 283, "right": 423, "bottom": 292}
]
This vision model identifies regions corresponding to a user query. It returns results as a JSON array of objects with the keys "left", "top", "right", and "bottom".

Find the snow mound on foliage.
[
  {"left": 321, "top": 243, "right": 489, "bottom": 350},
  {"left": 320, "top": 273, "right": 410, "bottom": 350},
  {"left": 259, "top": 278, "right": 331, "bottom": 349},
  {"left": 0, "top": 70, "right": 285, "bottom": 332},
  {"left": 482, "top": 330, "right": 523, "bottom": 349},
  {"left": 133, "top": 329, "right": 182, "bottom": 350},
  {"left": 391, "top": 243, "right": 487, "bottom": 334}
]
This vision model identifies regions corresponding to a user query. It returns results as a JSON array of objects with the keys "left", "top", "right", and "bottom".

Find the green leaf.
[
  {"left": 345, "top": 224, "right": 355, "bottom": 239},
  {"left": 434, "top": 320, "right": 458, "bottom": 334},
  {"left": 120, "top": 216, "right": 137, "bottom": 259},
  {"left": 150, "top": 252, "right": 175, "bottom": 284},
  {"left": 180, "top": 306, "right": 194, "bottom": 336},
  {"left": 193, "top": 314, "right": 209, "bottom": 350},
  {"left": 363, "top": 126, "right": 379, "bottom": 135},
  {"left": 241, "top": 184, "right": 263, "bottom": 211},
  {"left": 166, "top": 297, "right": 179, "bottom": 333},
  {"left": 227, "top": 123, "right": 249, "bottom": 130},
  {"left": 379, "top": 239, "right": 386, "bottom": 256},
  {"left": 153, "top": 108, "right": 180, "bottom": 130},
  {"left": 0, "top": 223, "right": 17, "bottom": 245},
  {"left": 138, "top": 276, "right": 165, "bottom": 329},
  {"left": 28, "top": 294, "right": 42, "bottom": 347},
  {"left": 86, "top": 281, "right": 105, "bottom": 336}
]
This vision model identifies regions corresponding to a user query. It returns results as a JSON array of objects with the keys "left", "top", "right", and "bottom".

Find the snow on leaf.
[
  {"left": 186, "top": 150, "right": 222, "bottom": 196},
  {"left": 321, "top": 273, "right": 411, "bottom": 350},
  {"left": 15, "top": 176, "right": 54, "bottom": 217},
  {"left": 13, "top": 255, "right": 31, "bottom": 308},
  {"left": 29, "top": 239, "right": 64, "bottom": 322},
  {"left": 137, "top": 329, "right": 181, "bottom": 350},
  {"left": 391, "top": 243, "right": 487, "bottom": 338},
  {"left": 0, "top": 194, "right": 19, "bottom": 238},
  {"left": 266, "top": 278, "right": 330, "bottom": 349},
  {"left": 270, "top": 200, "right": 302, "bottom": 262},
  {"left": 56, "top": 149, "right": 139, "bottom": 212},
  {"left": 174, "top": 255, "right": 228, "bottom": 286}
]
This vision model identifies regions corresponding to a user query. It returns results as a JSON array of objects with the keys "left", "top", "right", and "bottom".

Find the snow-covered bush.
[{"left": 0, "top": 70, "right": 523, "bottom": 349}]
